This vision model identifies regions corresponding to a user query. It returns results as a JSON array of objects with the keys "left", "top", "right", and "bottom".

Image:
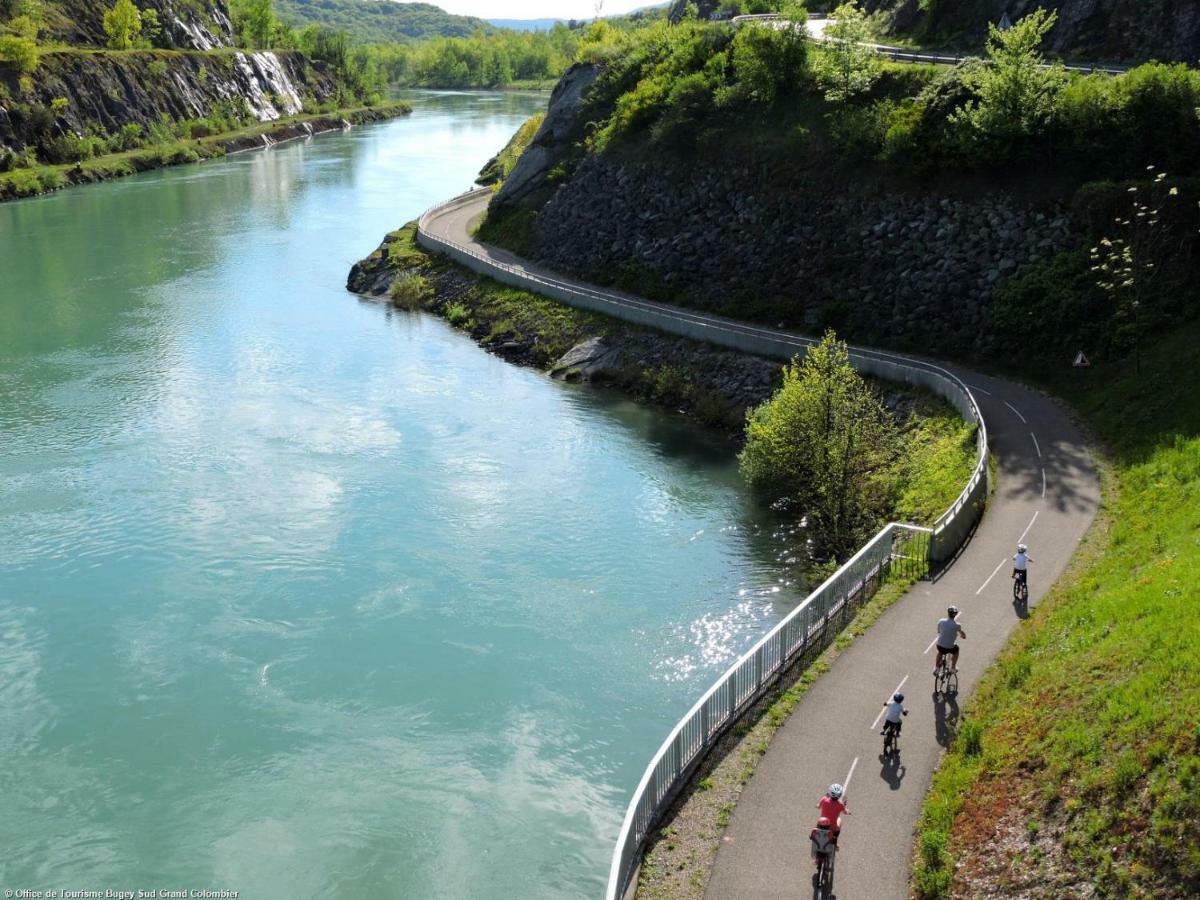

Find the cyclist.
[
  {"left": 935, "top": 606, "right": 967, "bottom": 674},
  {"left": 1012, "top": 543, "right": 1033, "bottom": 590},
  {"left": 817, "top": 783, "right": 849, "bottom": 842},
  {"left": 880, "top": 692, "right": 908, "bottom": 737}
]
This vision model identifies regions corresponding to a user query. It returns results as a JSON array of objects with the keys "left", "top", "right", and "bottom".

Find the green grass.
[
  {"left": 914, "top": 320, "right": 1200, "bottom": 899},
  {"left": 894, "top": 393, "right": 979, "bottom": 524},
  {"left": 0, "top": 102, "right": 410, "bottom": 202}
]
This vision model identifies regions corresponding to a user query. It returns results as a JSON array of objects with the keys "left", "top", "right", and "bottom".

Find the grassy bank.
[
  {"left": 913, "top": 322, "right": 1200, "bottom": 899},
  {"left": 0, "top": 102, "right": 410, "bottom": 202}
]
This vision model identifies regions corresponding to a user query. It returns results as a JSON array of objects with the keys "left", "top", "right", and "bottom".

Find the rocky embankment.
[
  {"left": 0, "top": 50, "right": 338, "bottom": 157},
  {"left": 348, "top": 227, "right": 783, "bottom": 430},
  {"left": 516, "top": 155, "right": 1072, "bottom": 353}
]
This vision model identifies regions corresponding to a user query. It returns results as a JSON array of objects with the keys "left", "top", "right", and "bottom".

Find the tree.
[
  {"left": 950, "top": 8, "right": 1065, "bottom": 161},
  {"left": 740, "top": 332, "right": 898, "bottom": 560},
  {"left": 102, "top": 0, "right": 142, "bottom": 50},
  {"left": 232, "top": 0, "right": 274, "bottom": 49},
  {"left": 814, "top": 2, "right": 882, "bottom": 104}
]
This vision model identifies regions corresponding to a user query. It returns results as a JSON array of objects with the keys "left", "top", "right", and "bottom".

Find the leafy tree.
[
  {"left": 950, "top": 8, "right": 1064, "bottom": 161},
  {"left": 741, "top": 332, "right": 897, "bottom": 559},
  {"left": 103, "top": 0, "right": 142, "bottom": 50},
  {"left": 814, "top": 2, "right": 881, "bottom": 104},
  {"left": 232, "top": 0, "right": 275, "bottom": 49}
]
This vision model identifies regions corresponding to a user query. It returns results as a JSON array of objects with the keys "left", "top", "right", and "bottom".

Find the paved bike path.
[{"left": 421, "top": 193, "right": 1101, "bottom": 900}]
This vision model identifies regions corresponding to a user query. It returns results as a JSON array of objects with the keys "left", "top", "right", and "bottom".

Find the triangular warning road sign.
[{"left": 1073, "top": 351, "right": 1090, "bottom": 367}]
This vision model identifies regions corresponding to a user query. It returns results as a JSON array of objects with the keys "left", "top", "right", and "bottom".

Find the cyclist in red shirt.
[{"left": 817, "top": 783, "right": 849, "bottom": 839}]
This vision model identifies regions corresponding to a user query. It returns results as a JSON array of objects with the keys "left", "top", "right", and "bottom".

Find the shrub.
[
  {"left": 0, "top": 34, "right": 38, "bottom": 75},
  {"left": 723, "top": 11, "right": 808, "bottom": 105},
  {"left": 444, "top": 301, "right": 472, "bottom": 327},
  {"left": 388, "top": 272, "right": 432, "bottom": 310},
  {"left": 109, "top": 122, "right": 144, "bottom": 152},
  {"left": 147, "top": 59, "right": 168, "bottom": 79}
]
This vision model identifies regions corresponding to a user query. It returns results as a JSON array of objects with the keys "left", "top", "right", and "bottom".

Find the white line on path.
[
  {"left": 1019, "top": 510, "right": 1040, "bottom": 544},
  {"left": 1004, "top": 401, "right": 1028, "bottom": 423},
  {"left": 966, "top": 384, "right": 993, "bottom": 396},
  {"left": 870, "top": 676, "right": 909, "bottom": 730},
  {"left": 844, "top": 757, "right": 859, "bottom": 795},
  {"left": 1031, "top": 432, "right": 1042, "bottom": 458},
  {"left": 975, "top": 558, "right": 1008, "bottom": 595},
  {"left": 1041, "top": 468, "right": 1047, "bottom": 498},
  {"left": 924, "top": 636, "right": 939, "bottom": 655}
]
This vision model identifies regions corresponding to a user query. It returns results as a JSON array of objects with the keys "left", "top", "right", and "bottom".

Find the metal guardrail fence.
[
  {"left": 415, "top": 190, "right": 989, "bottom": 900},
  {"left": 731, "top": 14, "right": 1128, "bottom": 75}
]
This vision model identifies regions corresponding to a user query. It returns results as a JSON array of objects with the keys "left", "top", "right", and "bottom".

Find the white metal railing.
[
  {"left": 414, "top": 190, "right": 989, "bottom": 900},
  {"left": 732, "top": 14, "right": 1128, "bottom": 74}
]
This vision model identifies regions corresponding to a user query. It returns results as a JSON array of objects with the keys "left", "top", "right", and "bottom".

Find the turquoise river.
[{"left": 0, "top": 92, "right": 804, "bottom": 899}]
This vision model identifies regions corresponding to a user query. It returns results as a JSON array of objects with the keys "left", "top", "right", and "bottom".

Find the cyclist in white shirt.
[
  {"left": 1012, "top": 543, "right": 1033, "bottom": 589},
  {"left": 881, "top": 692, "right": 908, "bottom": 736},
  {"left": 935, "top": 606, "right": 966, "bottom": 674}
]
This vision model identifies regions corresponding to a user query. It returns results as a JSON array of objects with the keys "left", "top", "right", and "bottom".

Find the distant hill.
[
  {"left": 274, "top": 0, "right": 492, "bottom": 44},
  {"left": 486, "top": 18, "right": 564, "bottom": 31}
]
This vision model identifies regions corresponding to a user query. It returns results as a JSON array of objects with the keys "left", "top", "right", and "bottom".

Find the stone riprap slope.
[{"left": 527, "top": 155, "right": 1073, "bottom": 354}]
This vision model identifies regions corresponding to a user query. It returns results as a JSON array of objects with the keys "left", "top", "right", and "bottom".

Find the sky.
[{"left": 434, "top": 1, "right": 659, "bottom": 21}]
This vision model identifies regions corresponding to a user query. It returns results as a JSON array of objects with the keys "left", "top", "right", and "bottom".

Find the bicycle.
[
  {"left": 933, "top": 653, "right": 958, "bottom": 696},
  {"left": 1013, "top": 571, "right": 1029, "bottom": 603},
  {"left": 882, "top": 719, "right": 900, "bottom": 757},
  {"left": 810, "top": 824, "right": 837, "bottom": 896}
]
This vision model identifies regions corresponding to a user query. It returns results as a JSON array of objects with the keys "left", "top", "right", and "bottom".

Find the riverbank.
[
  {"left": 348, "top": 222, "right": 976, "bottom": 526},
  {"left": 0, "top": 102, "right": 411, "bottom": 202}
]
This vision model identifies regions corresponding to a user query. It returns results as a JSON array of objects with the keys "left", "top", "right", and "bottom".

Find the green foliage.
[
  {"left": 583, "top": 16, "right": 811, "bottom": 150},
  {"left": 948, "top": 9, "right": 1064, "bottom": 162},
  {"left": 231, "top": 0, "right": 275, "bottom": 49},
  {"left": 0, "top": 33, "right": 38, "bottom": 73},
  {"left": 147, "top": 58, "right": 167, "bottom": 78},
  {"left": 741, "top": 332, "right": 897, "bottom": 559},
  {"left": 477, "top": 113, "right": 544, "bottom": 185},
  {"left": 273, "top": 0, "right": 489, "bottom": 45},
  {"left": 102, "top": 0, "right": 143, "bottom": 51},
  {"left": 814, "top": 2, "right": 882, "bottom": 104},
  {"left": 444, "top": 301, "right": 472, "bottom": 327},
  {"left": 388, "top": 272, "right": 432, "bottom": 310}
]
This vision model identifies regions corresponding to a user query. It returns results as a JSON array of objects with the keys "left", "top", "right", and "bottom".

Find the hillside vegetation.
[{"left": 273, "top": 0, "right": 487, "bottom": 45}]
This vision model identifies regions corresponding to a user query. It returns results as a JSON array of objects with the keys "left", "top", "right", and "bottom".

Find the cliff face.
[
  {"left": 40, "top": 0, "right": 234, "bottom": 50},
  {"left": 0, "top": 50, "right": 337, "bottom": 155},
  {"left": 862, "top": 0, "right": 1200, "bottom": 63}
]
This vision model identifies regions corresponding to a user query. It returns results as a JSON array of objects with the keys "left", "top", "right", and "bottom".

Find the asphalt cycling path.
[{"left": 422, "top": 193, "right": 1101, "bottom": 900}]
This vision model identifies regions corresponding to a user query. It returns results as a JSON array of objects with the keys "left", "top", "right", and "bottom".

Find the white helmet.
[
  {"left": 828, "top": 783, "right": 844, "bottom": 799},
  {"left": 1017, "top": 543, "right": 1028, "bottom": 553}
]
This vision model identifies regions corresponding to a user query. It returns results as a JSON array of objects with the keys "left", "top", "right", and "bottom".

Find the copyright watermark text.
[{"left": 5, "top": 891, "right": 239, "bottom": 899}]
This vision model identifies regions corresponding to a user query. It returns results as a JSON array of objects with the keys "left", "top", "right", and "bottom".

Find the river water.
[{"left": 0, "top": 92, "right": 801, "bottom": 899}]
